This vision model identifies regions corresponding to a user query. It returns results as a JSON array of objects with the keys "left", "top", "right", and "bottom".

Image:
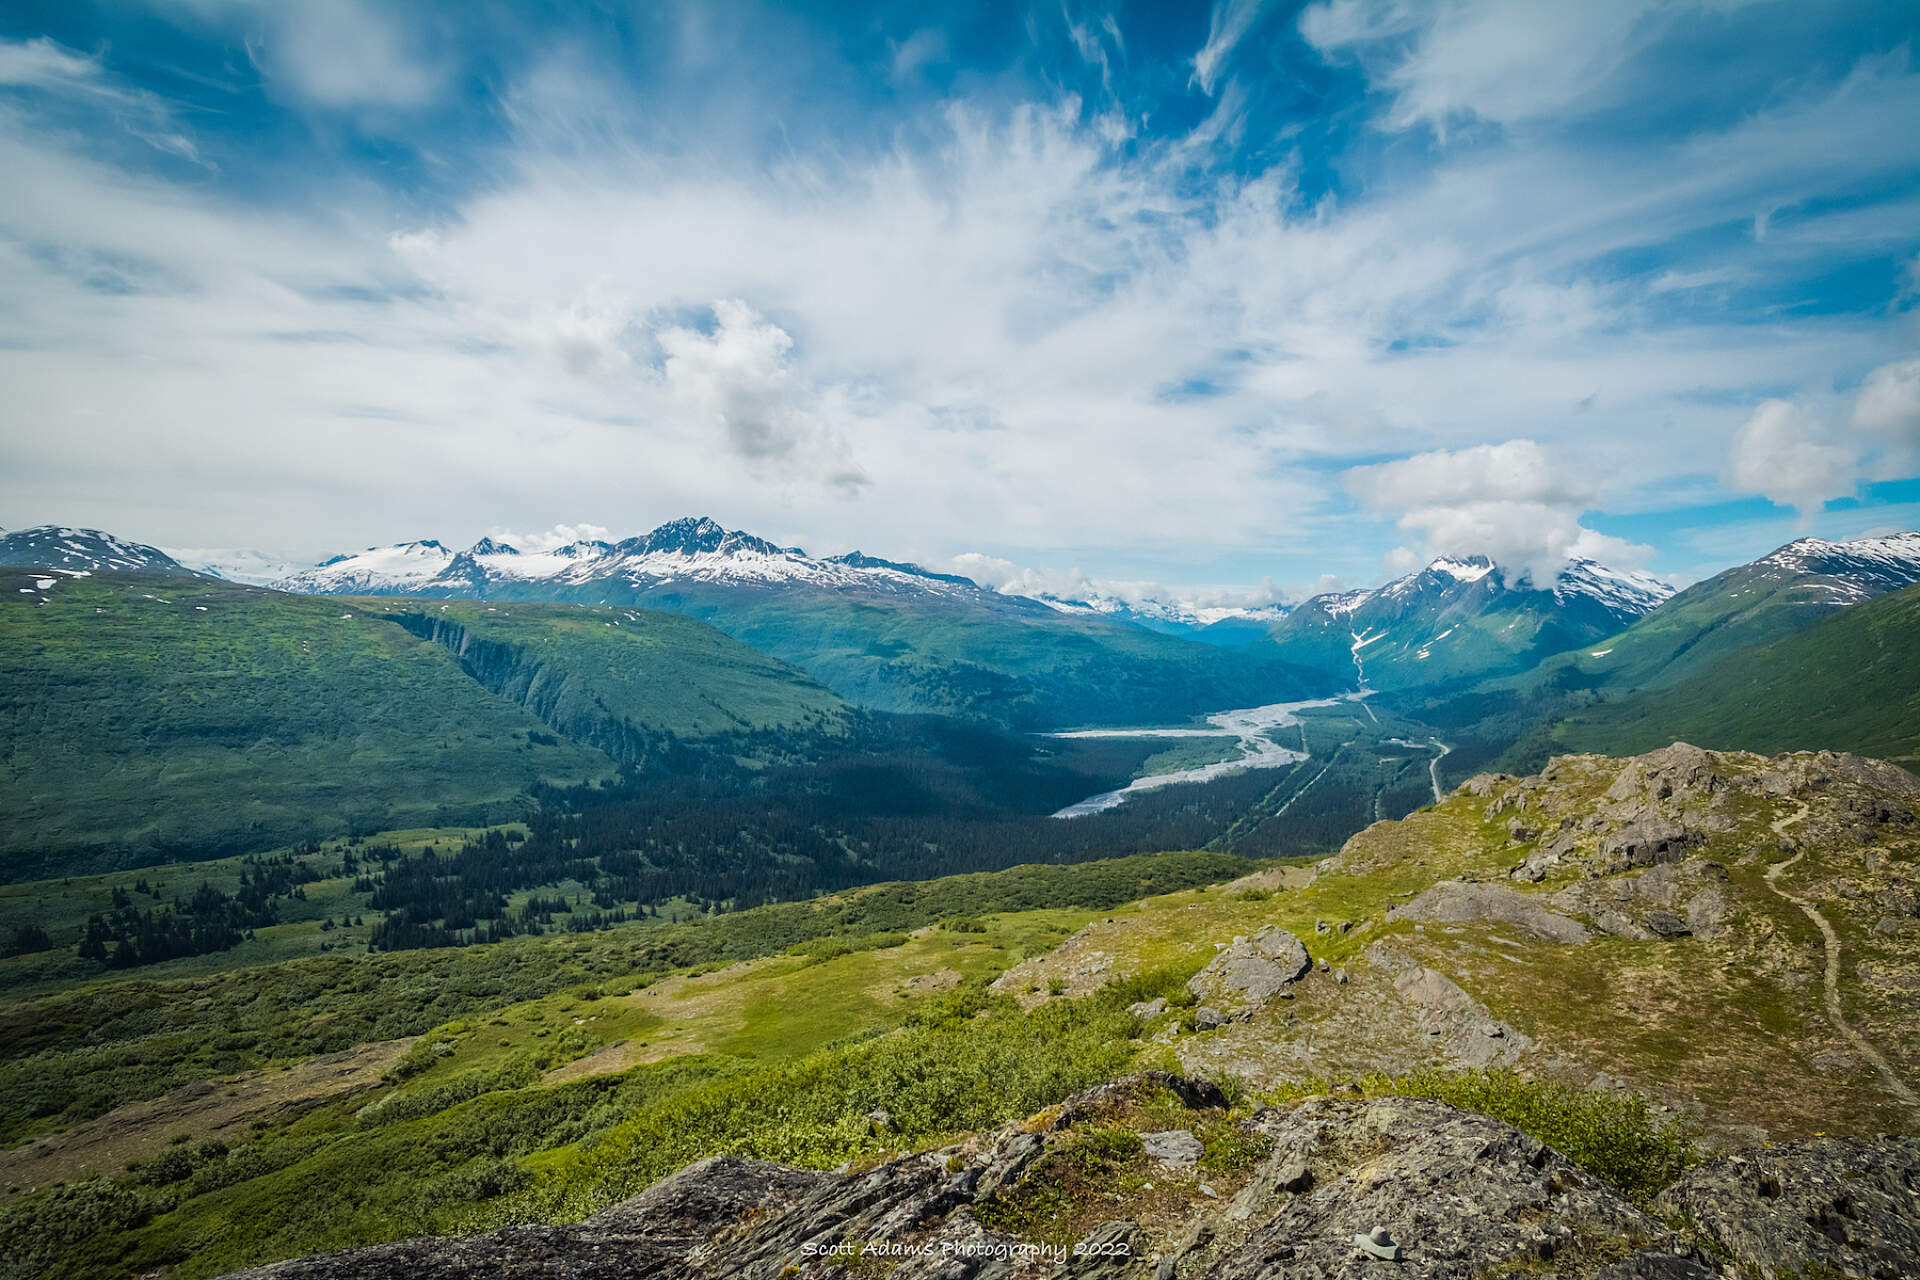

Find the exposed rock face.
[
  {"left": 1655, "top": 1136, "right": 1920, "bottom": 1280},
  {"left": 1185, "top": 1095, "right": 1700, "bottom": 1280},
  {"left": 1186, "top": 926, "right": 1311, "bottom": 1017},
  {"left": 222, "top": 1079, "right": 1920, "bottom": 1280},
  {"left": 1389, "top": 880, "right": 1590, "bottom": 944}
]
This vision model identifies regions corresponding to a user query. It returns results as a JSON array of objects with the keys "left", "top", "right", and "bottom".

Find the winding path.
[
  {"left": 1426, "top": 738, "right": 1452, "bottom": 804},
  {"left": 1764, "top": 801, "right": 1920, "bottom": 1110}
]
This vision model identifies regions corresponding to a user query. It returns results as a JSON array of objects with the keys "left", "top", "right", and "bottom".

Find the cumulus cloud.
[
  {"left": 1727, "top": 399, "right": 1862, "bottom": 521},
  {"left": 662, "top": 301, "right": 800, "bottom": 460},
  {"left": 1852, "top": 356, "right": 1920, "bottom": 445},
  {"left": 1, "top": 9, "right": 1917, "bottom": 579},
  {"left": 1344, "top": 440, "right": 1649, "bottom": 583},
  {"left": 1726, "top": 356, "right": 1920, "bottom": 520},
  {"left": 659, "top": 300, "right": 869, "bottom": 495},
  {"left": 946, "top": 553, "right": 1107, "bottom": 600},
  {"left": 483, "top": 522, "right": 614, "bottom": 552}
]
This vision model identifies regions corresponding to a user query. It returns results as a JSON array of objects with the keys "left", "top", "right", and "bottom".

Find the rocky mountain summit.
[{"left": 220, "top": 1073, "right": 1916, "bottom": 1280}]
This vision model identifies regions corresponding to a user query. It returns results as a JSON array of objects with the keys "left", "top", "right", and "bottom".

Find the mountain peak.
[
  {"left": 467, "top": 537, "right": 518, "bottom": 557},
  {"left": 1425, "top": 555, "right": 1495, "bottom": 582},
  {"left": 618, "top": 516, "right": 787, "bottom": 559},
  {"left": 0, "top": 525, "right": 197, "bottom": 576}
]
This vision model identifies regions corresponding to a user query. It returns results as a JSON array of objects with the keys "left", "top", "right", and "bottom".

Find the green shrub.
[
  {"left": 0, "top": 1178, "right": 174, "bottom": 1280},
  {"left": 534, "top": 984, "right": 1151, "bottom": 1219},
  {"left": 356, "top": 1059, "right": 540, "bottom": 1130},
  {"left": 1368, "top": 1068, "right": 1696, "bottom": 1205}
]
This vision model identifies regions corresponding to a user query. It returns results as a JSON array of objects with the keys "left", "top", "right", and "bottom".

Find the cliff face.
[
  {"left": 221, "top": 1073, "right": 1916, "bottom": 1280},
  {"left": 391, "top": 613, "right": 688, "bottom": 769}
]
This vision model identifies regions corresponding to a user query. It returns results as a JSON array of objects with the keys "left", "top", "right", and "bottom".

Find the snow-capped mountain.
[
  {"left": 1029, "top": 591, "right": 1289, "bottom": 641},
  {"left": 1269, "top": 554, "right": 1675, "bottom": 691},
  {"left": 1508, "top": 529, "right": 1920, "bottom": 695},
  {"left": 161, "top": 547, "right": 307, "bottom": 586},
  {"left": 1751, "top": 532, "right": 1920, "bottom": 602},
  {"left": 276, "top": 517, "right": 997, "bottom": 603},
  {"left": 0, "top": 526, "right": 199, "bottom": 576}
]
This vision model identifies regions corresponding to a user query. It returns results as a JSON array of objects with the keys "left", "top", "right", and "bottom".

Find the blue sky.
[{"left": 1, "top": 0, "right": 1917, "bottom": 602}]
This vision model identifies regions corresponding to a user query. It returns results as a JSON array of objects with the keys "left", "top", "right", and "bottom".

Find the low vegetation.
[{"left": 1360, "top": 1069, "right": 1697, "bottom": 1206}]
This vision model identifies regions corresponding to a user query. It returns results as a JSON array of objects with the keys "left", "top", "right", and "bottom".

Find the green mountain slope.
[
  {"left": 6, "top": 745, "right": 1919, "bottom": 1279},
  {"left": 383, "top": 600, "right": 853, "bottom": 767},
  {"left": 1491, "top": 533, "right": 1920, "bottom": 701},
  {"left": 1410, "top": 533, "right": 1920, "bottom": 776},
  {"left": 0, "top": 570, "right": 615, "bottom": 874},
  {"left": 1, "top": 575, "right": 858, "bottom": 875},
  {"left": 1535, "top": 581, "right": 1920, "bottom": 767}
]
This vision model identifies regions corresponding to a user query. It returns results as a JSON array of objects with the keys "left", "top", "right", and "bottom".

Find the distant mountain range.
[
  {"left": 7, "top": 520, "right": 1920, "bottom": 730},
  {"left": 276, "top": 517, "right": 991, "bottom": 603},
  {"left": 7, "top": 518, "right": 1920, "bottom": 869},
  {"left": 0, "top": 520, "right": 1332, "bottom": 729}
]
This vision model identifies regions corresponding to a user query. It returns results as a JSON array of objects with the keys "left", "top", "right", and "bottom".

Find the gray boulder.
[
  {"left": 1186, "top": 926, "right": 1311, "bottom": 1015},
  {"left": 1597, "top": 811, "right": 1695, "bottom": 871},
  {"left": 212, "top": 1071, "right": 1920, "bottom": 1280},
  {"left": 1141, "top": 1129, "right": 1205, "bottom": 1170}
]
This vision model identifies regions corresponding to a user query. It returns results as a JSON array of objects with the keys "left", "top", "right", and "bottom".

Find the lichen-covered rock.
[
  {"left": 1141, "top": 1130, "right": 1205, "bottom": 1170},
  {"left": 1596, "top": 810, "right": 1695, "bottom": 872},
  {"left": 1181, "top": 1096, "right": 1702, "bottom": 1280},
  {"left": 1186, "top": 926, "right": 1310, "bottom": 1015},
  {"left": 1654, "top": 1135, "right": 1920, "bottom": 1280},
  {"left": 1459, "top": 773, "right": 1513, "bottom": 799}
]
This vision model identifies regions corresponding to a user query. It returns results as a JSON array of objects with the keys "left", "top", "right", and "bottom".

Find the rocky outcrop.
[
  {"left": 1182, "top": 1095, "right": 1700, "bottom": 1279},
  {"left": 1655, "top": 1135, "right": 1920, "bottom": 1280},
  {"left": 1185, "top": 927, "right": 1311, "bottom": 1018},
  {"left": 221, "top": 1076, "right": 1920, "bottom": 1280},
  {"left": 1389, "top": 880, "right": 1590, "bottom": 943}
]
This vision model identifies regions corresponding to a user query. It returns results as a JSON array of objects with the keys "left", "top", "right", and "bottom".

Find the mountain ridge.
[{"left": 1266, "top": 553, "right": 1675, "bottom": 691}]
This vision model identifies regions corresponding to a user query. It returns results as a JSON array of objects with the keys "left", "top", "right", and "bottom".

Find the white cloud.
[
  {"left": 1344, "top": 440, "right": 1650, "bottom": 582},
  {"left": 0, "top": 36, "right": 102, "bottom": 88},
  {"left": 1726, "top": 399, "right": 1860, "bottom": 521},
  {"left": 1193, "top": 0, "right": 1270, "bottom": 95},
  {"left": 1724, "top": 356, "right": 1920, "bottom": 520},
  {"left": 889, "top": 29, "right": 949, "bottom": 83},
  {"left": 945, "top": 552, "right": 1292, "bottom": 612},
  {"left": 0, "top": 17, "right": 1916, "bottom": 581},
  {"left": 658, "top": 300, "right": 869, "bottom": 494},
  {"left": 484, "top": 522, "right": 615, "bottom": 553},
  {"left": 0, "top": 36, "right": 201, "bottom": 159},
  {"left": 1852, "top": 356, "right": 1920, "bottom": 447},
  {"left": 159, "top": 0, "right": 444, "bottom": 110},
  {"left": 1298, "top": 0, "right": 1766, "bottom": 135}
]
